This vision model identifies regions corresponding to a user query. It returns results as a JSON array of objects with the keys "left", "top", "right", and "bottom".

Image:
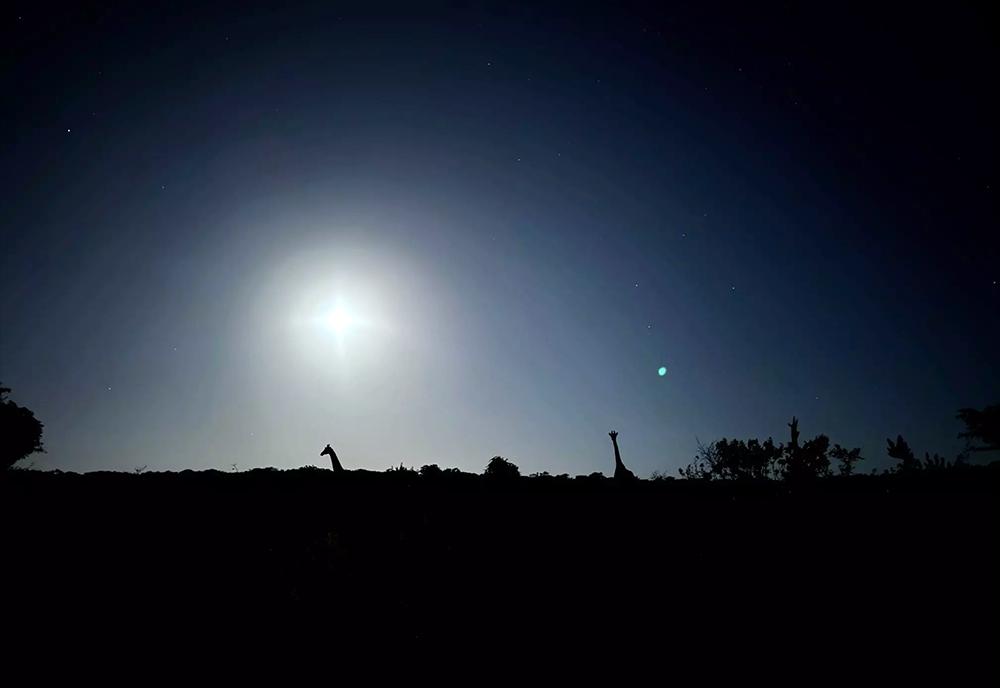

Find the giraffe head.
[
  {"left": 320, "top": 444, "right": 334, "bottom": 457},
  {"left": 609, "top": 430, "right": 619, "bottom": 441}
]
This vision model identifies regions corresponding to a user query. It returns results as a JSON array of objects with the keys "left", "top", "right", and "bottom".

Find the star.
[
  {"left": 634, "top": 281, "right": 639, "bottom": 288},
  {"left": 66, "top": 128, "right": 71, "bottom": 133}
]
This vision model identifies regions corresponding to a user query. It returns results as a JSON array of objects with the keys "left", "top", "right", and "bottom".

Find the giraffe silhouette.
[
  {"left": 320, "top": 444, "right": 344, "bottom": 472},
  {"left": 608, "top": 430, "right": 637, "bottom": 481}
]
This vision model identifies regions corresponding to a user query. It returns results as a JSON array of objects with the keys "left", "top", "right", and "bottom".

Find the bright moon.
[{"left": 325, "top": 307, "right": 355, "bottom": 334}]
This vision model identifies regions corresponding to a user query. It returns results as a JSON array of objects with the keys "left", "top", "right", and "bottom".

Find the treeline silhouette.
[
  {"left": 0, "top": 382, "right": 996, "bottom": 659},
  {"left": 676, "top": 406, "right": 997, "bottom": 481},
  {"left": 4, "top": 379, "right": 996, "bottom": 480}
]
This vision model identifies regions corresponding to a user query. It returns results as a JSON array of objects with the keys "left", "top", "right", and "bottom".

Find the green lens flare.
[{"left": 658, "top": 366, "right": 667, "bottom": 376}]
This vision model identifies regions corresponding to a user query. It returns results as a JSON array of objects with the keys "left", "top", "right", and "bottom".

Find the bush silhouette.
[
  {"left": 957, "top": 405, "right": 1000, "bottom": 454},
  {"left": 419, "top": 464, "right": 443, "bottom": 478},
  {"left": 830, "top": 445, "right": 864, "bottom": 476},
  {"left": 0, "top": 383, "right": 44, "bottom": 470},
  {"left": 887, "top": 435, "right": 919, "bottom": 473},
  {"left": 684, "top": 437, "right": 784, "bottom": 480},
  {"left": 680, "top": 418, "right": 839, "bottom": 481},
  {"left": 484, "top": 456, "right": 520, "bottom": 480}
]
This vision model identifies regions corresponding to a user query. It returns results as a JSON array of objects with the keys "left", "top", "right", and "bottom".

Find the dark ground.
[{"left": 1, "top": 466, "right": 996, "bottom": 662}]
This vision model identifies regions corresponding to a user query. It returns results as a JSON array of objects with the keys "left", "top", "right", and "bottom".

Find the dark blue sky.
[{"left": 1, "top": 2, "right": 997, "bottom": 474}]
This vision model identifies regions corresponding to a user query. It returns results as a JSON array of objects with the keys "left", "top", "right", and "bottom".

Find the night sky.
[{"left": 2, "top": 2, "right": 997, "bottom": 475}]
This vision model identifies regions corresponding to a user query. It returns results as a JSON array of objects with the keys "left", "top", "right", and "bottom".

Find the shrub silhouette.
[
  {"left": 782, "top": 434, "right": 831, "bottom": 481},
  {"left": 0, "top": 383, "right": 44, "bottom": 470},
  {"left": 830, "top": 444, "right": 864, "bottom": 476},
  {"left": 886, "top": 435, "right": 919, "bottom": 473},
  {"left": 419, "top": 464, "right": 443, "bottom": 478},
  {"left": 713, "top": 438, "right": 781, "bottom": 480},
  {"left": 386, "top": 463, "right": 418, "bottom": 476},
  {"left": 484, "top": 456, "right": 520, "bottom": 480},
  {"left": 680, "top": 418, "right": 837, "bottom": 481},
  {"left": 957, "top": 405, "right": 1000, "bottom": 454},
  {"left": 921, "top": 453, "right": 955, "bottom": 471},
  {"left": 779, "top": 417, "right": 831, "bottom": 481}
]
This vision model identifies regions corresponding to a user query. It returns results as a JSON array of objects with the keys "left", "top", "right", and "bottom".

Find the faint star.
[
  {"left": 66, "top": 128, "right": 71, "bottom": 133},
  {"left": 634, "top": 282, "right": 639, "bottom": 288}
]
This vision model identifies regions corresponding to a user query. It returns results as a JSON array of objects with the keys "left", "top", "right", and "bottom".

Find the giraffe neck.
[{"left": 612, "top": 438, "right": 625, "bottom": 468}]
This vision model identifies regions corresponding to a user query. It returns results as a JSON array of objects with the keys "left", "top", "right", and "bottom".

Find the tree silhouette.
[
  {"left": 419, "top": 464, "right": 443, "bottom": 478},
  {"left": 779, "top": 417, "right": 830, "bottom": 480},
  {"left": 679, "top": 418, "right": 837, "bottom": 481},
  {"left": 0, "top": 383, "right": 45, "bottom": 470},
  {"left": 484, "top": 456, "right": 520, "bottom": 480},
  {"left": 956, "top": 405, "right": 1000, "bottom": 453},
  {"left": 830, "top": 444, "right": 864, "bottom": 476},
  {"left": 921, "top": 452, "right": 953, "bottom": 471},
  {"left": 886, "top": 435, "right": 919, "bottom": 473},
  {"left": 678, "top": 437, "right": 783, "bottom": 480}
]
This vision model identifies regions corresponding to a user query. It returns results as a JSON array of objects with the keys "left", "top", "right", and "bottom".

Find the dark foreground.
[{"left": 1, "top": 466, "right": 996, "bottom": 657}]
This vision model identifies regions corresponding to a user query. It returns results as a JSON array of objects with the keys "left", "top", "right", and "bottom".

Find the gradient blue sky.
[{"left": 2, "top": 2, "right": 997, "bottom": 475}]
